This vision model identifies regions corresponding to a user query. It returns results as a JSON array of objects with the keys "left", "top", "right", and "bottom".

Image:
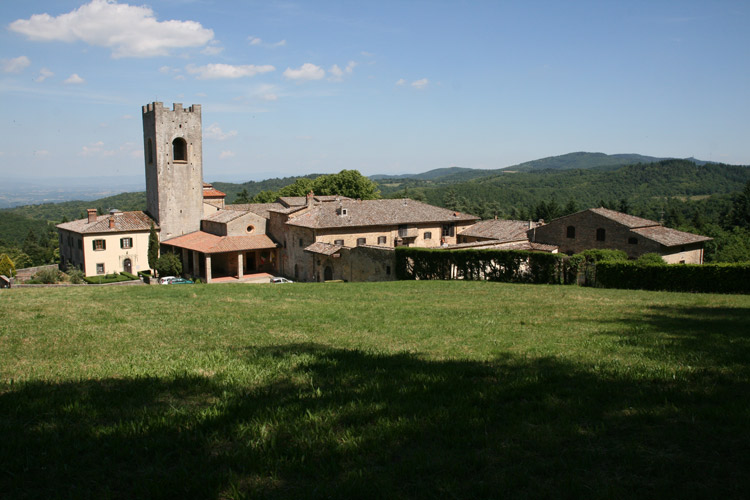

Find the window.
[
  {"left": 442, "top": 224, "right": 455, "bottom": 237},
  {"left": 299, "top": 238, "right": 303, "bottom": 247},
  {"left": 398, "top": 224, "right": 408, "bottom": 237},
  {"left": 246, "top": 225, "right": 255, "bottom": 234},
  {"left": 120, "top": 237, "right": 133, "bottom": 249},
  {"left": 386, "top": 265, "right": 391, "bottom": 275},
  {"left": 596, "top": 228, "right": 606, "bottom": 242},
  {"left": 378, "top": 236, "right": 387, "bottom": 245},
  {"left": 566, "top": 226, "right": 576, "bottom": 239},
  {"left": 628, "top": 237, "right": 638, "bottom": 245},
  {"left": 93, "top": 239, "right": 106, "bottom": 251},
  {"left": 147, "top": 138, "right": 153, "bottom": 164},
  {"left": 424, "top": 231, "right": 432, "bottom": 240},
  {"left": 341, "top": 208, "right": 348, "bottom": 216},
  {"left": 357, "top": 238, "right": 366, "bottom": 246},
  {"left": 172, "top": 137, "right": 187, "bottom": 162},
  {"left": 77, "top": 239, "right": 82, "bottom": 250},
  {"left": 334, "top": 239, "right": 344, "bottom": 246},
  {"left": 96, "top": 263, "right": 105, "bottom": 274}
]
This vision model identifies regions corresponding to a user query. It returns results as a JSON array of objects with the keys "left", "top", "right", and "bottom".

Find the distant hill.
[
  {"left": 508, "top": 152, "right": 670, "bottom": 172},
  {"left": 373, "top": 152, "right": 710, "bottom": 184},
  {"left": 371, "top": 167, "right": 487, "bottom": 181}
]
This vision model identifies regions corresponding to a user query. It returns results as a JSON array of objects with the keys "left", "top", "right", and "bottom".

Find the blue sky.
[{"left": 1, "top": 0, "right": 749, "bottom": 185}]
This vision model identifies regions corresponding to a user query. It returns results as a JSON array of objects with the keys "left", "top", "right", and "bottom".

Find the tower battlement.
[{"left": 142, "top": 102, "right": 201, "bottom": 114}]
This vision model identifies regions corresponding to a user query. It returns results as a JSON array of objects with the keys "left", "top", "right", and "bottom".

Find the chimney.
[
  {"left": 109, "top": 217, "right": 115, "bottom": 229},
  {"left": 306, "top": 190, "right": 314, "bottom": 207},
  {"left": 87, "top": 209, "right": 97, "bottom": 224}
]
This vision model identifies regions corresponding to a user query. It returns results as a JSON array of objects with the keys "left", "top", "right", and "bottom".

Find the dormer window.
[
  {"left": 172, "top": 137, "right": 187, "bottom": 162},
  {"left": 341, "top": 208, "right": 348, "bottom": 216}
]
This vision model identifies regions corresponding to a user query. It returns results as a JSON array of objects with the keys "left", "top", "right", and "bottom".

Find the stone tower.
[{"left": 142, "top": 102, "right": 203, "bottom": 241}]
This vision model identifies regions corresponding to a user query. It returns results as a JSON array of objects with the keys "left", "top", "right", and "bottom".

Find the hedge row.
[
  {"left": 595, "top": 262, "right": 750, "bottom": 294},
  {"left": 83, "top": 273, "right": 139, "bottom": 285},
  {"left": 395, "top": 247, "right": 575, "bottom": 284}
]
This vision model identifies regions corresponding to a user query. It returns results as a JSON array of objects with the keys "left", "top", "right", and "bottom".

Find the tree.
[
  {"left": 312, "top": 170, "right": 380, "bottom": 199},
  {"left": 148, "top": 221, "right": 159, "bottom": 272},
  {"left": 234, "top": 188, "right": 251, "bottom": 204},
  {"left": 0, "top": 254, "right": 15, "bottom": 277},
  {"left": 444, "top": 188, "right": 459, "bottom": 211},
  {"left": 728, "top": 181, "right": 750, "bottom": 229},
  {"left": 155, "top": 252, "right": 182, "bottom": 277}
]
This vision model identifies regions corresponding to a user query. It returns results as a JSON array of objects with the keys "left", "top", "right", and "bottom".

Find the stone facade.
[
  {"left": 311, "top": 245, "right": 396, "bottom": 282},
  {"left": 529, "top": 208, "right": 710, "bottom": 263},
  {"left": 143, "top": 102, "right": 204, "bottom": 241}
]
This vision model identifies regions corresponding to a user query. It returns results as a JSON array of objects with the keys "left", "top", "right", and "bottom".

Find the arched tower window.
[
  {"left": 147, "top": 139, "right": 153, "bottom": 164},
  {"left": 172, "top": 137, "right": 187, "bottom": 162}
]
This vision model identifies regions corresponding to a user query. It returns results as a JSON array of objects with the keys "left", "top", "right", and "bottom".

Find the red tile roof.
[
  {"left": 161, "top": 231, "right": 277, "bottom": 254},
  {"left": 458, "top": 219, "right": 538, "bottom": 241},
  {"left": 203, "top": 188, "right": 226, "bottom": 198},
  {"left": 631, "top": 226, "right": 712, "bottom": 247},
  {"left": 304, "top": 241, "right": 342, "bottom": 255},
  {"left": 588, "top": 207, "right": 659, "bottom": 228},
  {"left": 287, "top": 199, "right": 478, "bottom": 229},
  {"left": 56, "top": 211, "right": 157, "bottom": 234}
]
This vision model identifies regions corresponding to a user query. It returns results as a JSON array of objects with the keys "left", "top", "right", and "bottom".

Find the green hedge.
[
  {"left": 395, "top": 247, "right": 574, "bottom": 284},
  {"left": 120, "top": 271, "right": 139, "bottom": 280},
  {"left": 83, "top": 273, "right": 134, "bottom": 285},
  {"left": 595, "top": 262, "right": 750, "bottom": 294}
]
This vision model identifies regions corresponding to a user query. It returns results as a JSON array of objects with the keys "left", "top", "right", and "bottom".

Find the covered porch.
[{"left": 162, "top": 231, "right": 278, "bottom": 283}]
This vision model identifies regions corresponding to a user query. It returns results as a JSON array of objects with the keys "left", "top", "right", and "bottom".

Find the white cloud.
[
  {"left": 186, "top": 63, "right": 275, "bottom": 79},
  {"left": 64, "top": 73, "right": 85, "bottom": 84},
  {"left": 361, "top": 51, "right": 374, "bottom": 57},
  {"left": 79, "top": 140, "right": 137, "bottom": 157},
  {"left": 411, "top": 78, "right": 429, "bottom": 89},
  {"left": 284, "top": 63, "right": 325, "bottom": 81},
  {"left": 272, "top": 39, "right": 286, "bottom": 47},
  {"left": 1, "top": 56, "right": 31, "bottom": 73},
  {"left": 329, "top": 64, "right": 343, "bottom": 79},
  {"left": 262, "top": 93, "right": 278, "bottom": 101},
  {"left": 35, "top": 68, "right": 54, "bottom": 83},
  {"left": 395, "top": 78, "right": 406, "bottom": 86},
  {"left": 248, "top": 36, "right": 262, "bottom": 45},
  {"left": 9, "top": 0, "right": 214, "bottom": 58},
  {"left": 201, "top": 41, "right": 224, "bottom": 55},
  {"left": 219, "top": 150, "right": 235, "bottom": 159},
  {"left": 249, "top": 37, "right": 285, "bottom": 48},
  {"left": 205, "top": 123, "right": 237, "bottom": 141}
]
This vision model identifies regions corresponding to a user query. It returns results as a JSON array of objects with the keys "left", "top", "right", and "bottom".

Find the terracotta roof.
[
  {"left": 203, "top": 209, "right": 248, "bottom": 224},
  {"left": 227, "top": 203, "right": 287, "bottom": 219},
  {"left": 161, "top": 231, "right": 277, "bottom": 254},
  {"left": 631, "top": 226, "right": 712, "bottom": 247},
  {"left": 588, "top": 207, "right": 659, "bottom": 228},
  {"left": 203, "top": 188, "right": 226, "bottom": 198},
  {"left": 447, "top": 240, "right": 558, "bottom": 252},
  {"left": 286, "top": 199, "right": 479, "bottom": 229},
  {"left": 458, "top": 219, "right": 538, "bottom": 241},
  {"left": 304, "top": 241, "right": 342, "bottom": 255},
  {"left": 278, "top": 195, "right": 351, "bottom": 207},
  {"left": 56, "top": 211, "right": 157, "bottom": 234}
]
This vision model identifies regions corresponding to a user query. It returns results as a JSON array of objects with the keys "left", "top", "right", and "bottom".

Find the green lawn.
[{"left": 1, "top": 282, "right": 749, "bottom": 499}]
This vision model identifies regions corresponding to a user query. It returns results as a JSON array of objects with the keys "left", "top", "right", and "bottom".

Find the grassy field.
[{"left": 1, "top": 281, "right": 749, "bottom": 499}]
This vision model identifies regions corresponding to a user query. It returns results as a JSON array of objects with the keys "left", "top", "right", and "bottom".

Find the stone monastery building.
[{"left": 57, "top": 102, "right": 712, "bottom": 282}]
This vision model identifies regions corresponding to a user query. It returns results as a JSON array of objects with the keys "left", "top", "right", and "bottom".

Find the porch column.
[
  {"left": 181, "top": 248, "right": 189, "bottom": 274},
  {"left": 193, "top": 251, "right": 200, "bottom": 280},
  {"left": 238, "top": 252, "right": 244, "bottom": 278},
  {"left": 206, "top": 255, "right": 212, "bottom": 283}
]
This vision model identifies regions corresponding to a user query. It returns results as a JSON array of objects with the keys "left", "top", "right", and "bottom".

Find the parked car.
[
  {"left": 271, "top": 277, "right": 294, "bottom": 284},
  {"left": 170, "top": 278, "right": 194, "bottom": 285},
  {"left": 159, "top": 276, "right": 177, "bottom": 285}
]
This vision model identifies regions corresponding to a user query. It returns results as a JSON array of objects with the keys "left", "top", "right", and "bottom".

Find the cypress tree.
[{"left": 148, "top": 222, "right": 159, "bottom": 272}]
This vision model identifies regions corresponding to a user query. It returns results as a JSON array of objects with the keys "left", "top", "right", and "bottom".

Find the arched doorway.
[
  {"left": 123, "top": 258, "right": 132, "bottom": 274},
  {"left": 324, "top": 265, "right": 333, "bottom": 281}
]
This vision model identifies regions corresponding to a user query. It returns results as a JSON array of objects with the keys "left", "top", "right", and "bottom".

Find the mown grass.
[{"left": 1, "top": 281, "right": 749, "bottom": 499}]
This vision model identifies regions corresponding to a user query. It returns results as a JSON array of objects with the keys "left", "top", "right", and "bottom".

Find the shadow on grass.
[
  {"left": 1, "top": 344, "right": 748, "bottom": 499},
  {"left": 605, "top": 305, "right": 750, "bottom": 367}
]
